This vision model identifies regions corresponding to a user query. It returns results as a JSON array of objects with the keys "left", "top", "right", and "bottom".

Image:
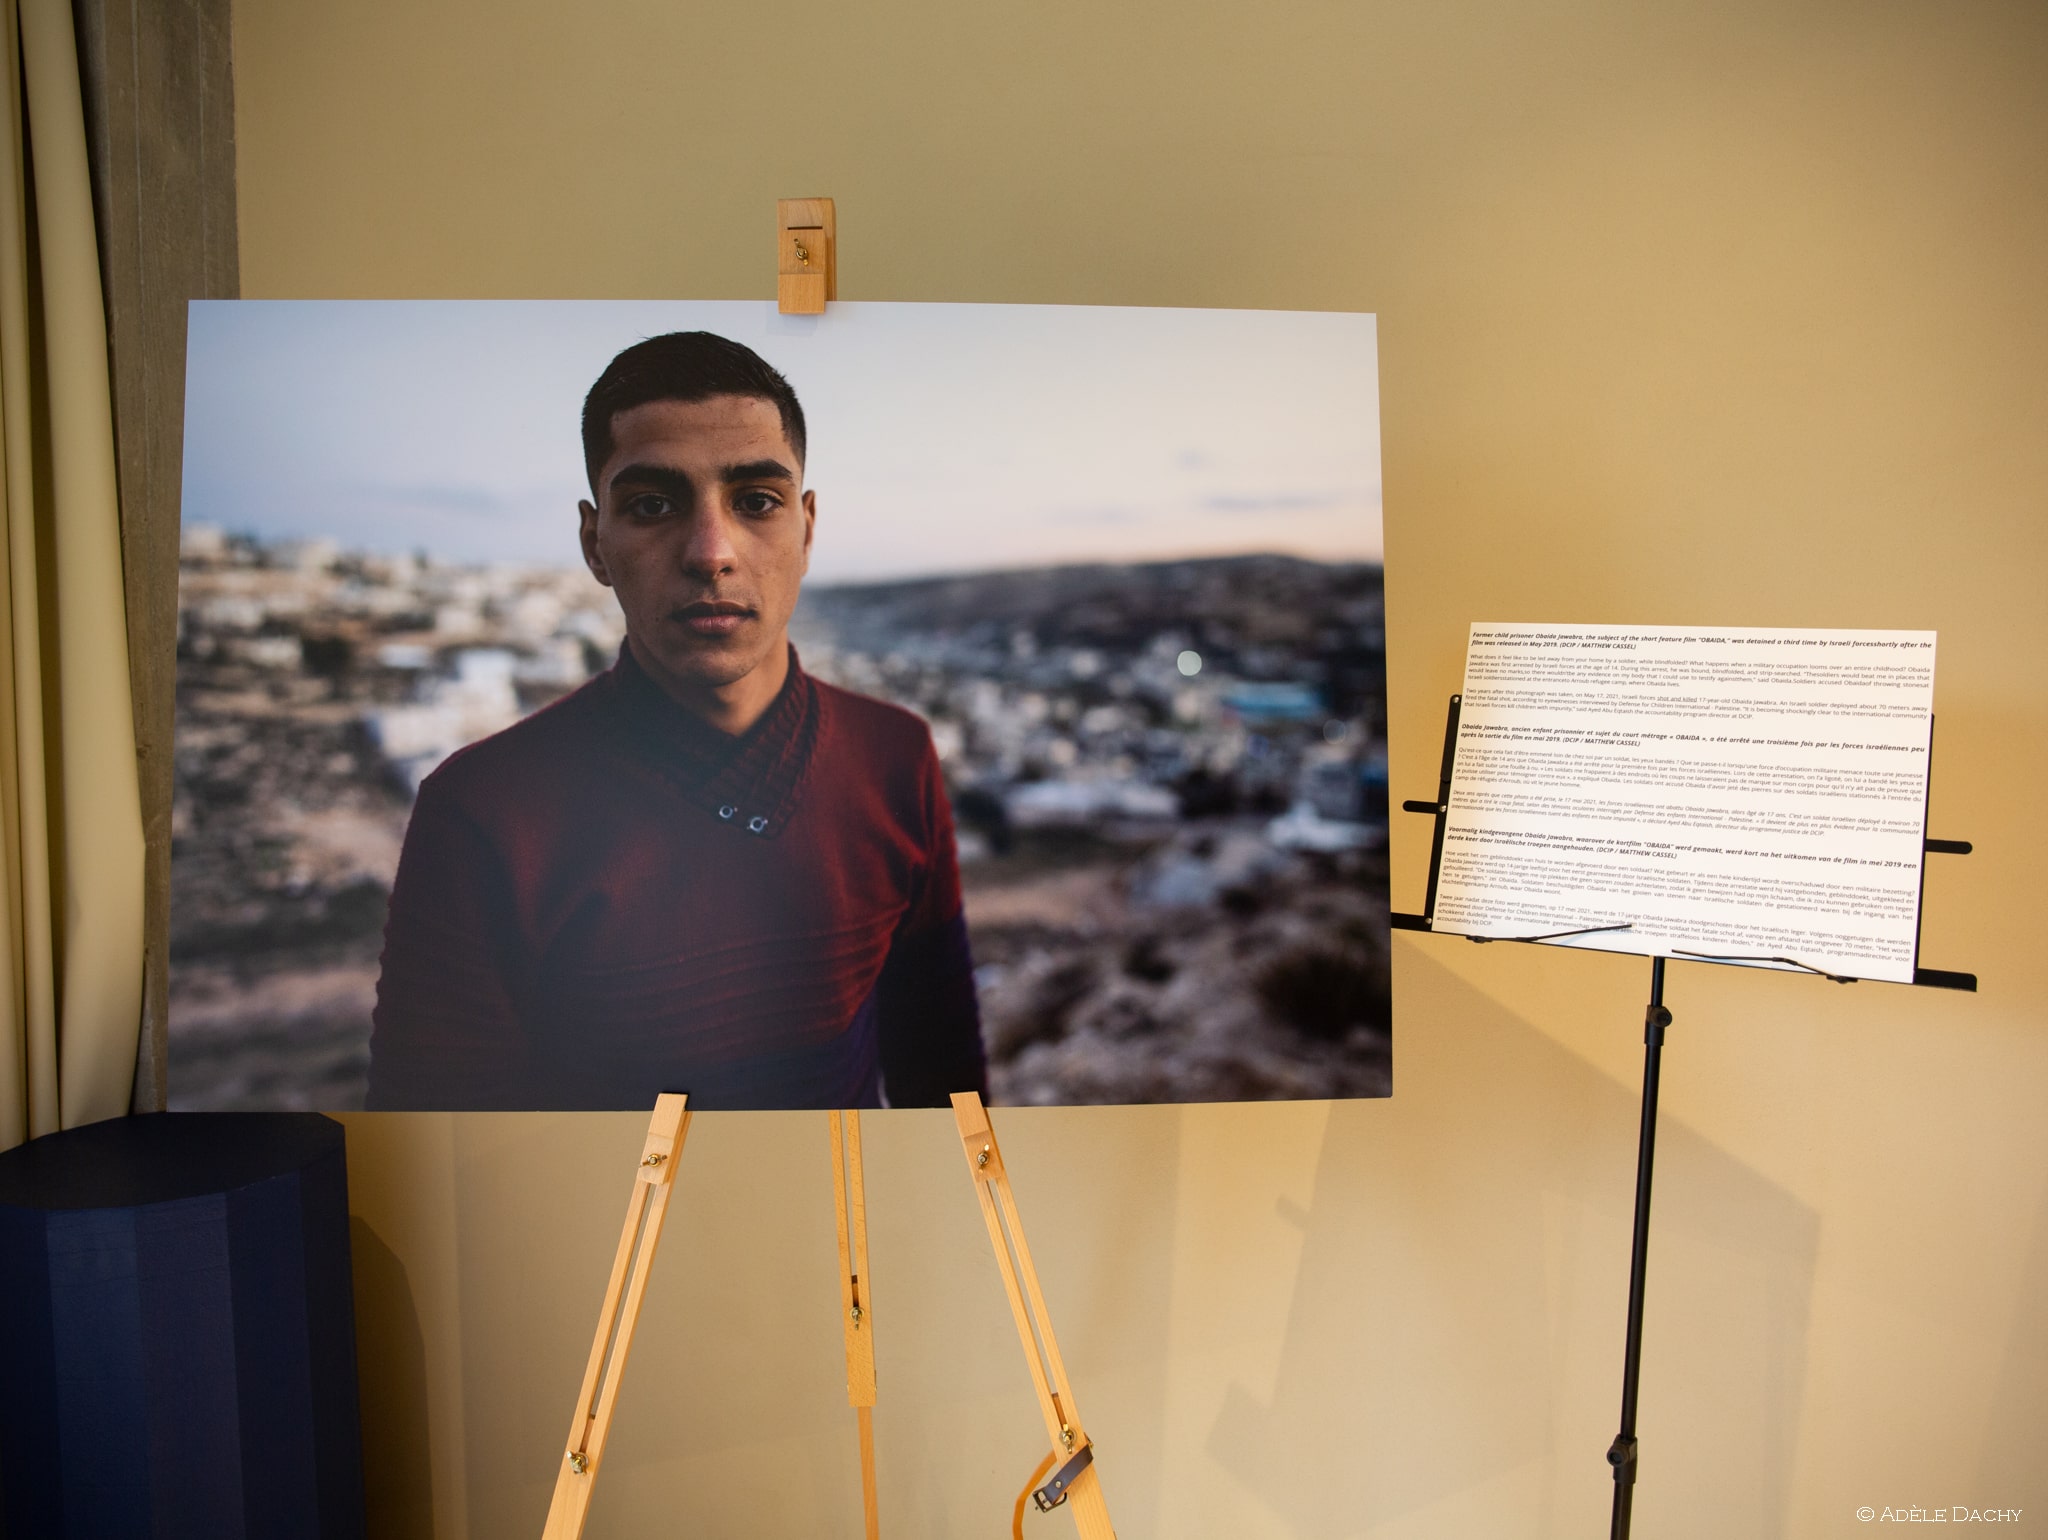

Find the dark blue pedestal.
[{"left": 0, "top": 1114, "right": 365, "bottom": 1538}]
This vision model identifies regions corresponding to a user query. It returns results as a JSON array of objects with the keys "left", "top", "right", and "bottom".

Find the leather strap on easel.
[{"left": 1032, "top": 1443, "right": 1094, "bottom": 1512}]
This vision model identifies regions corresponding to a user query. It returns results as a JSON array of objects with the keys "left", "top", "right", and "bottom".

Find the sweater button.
[
  {"left": 718, "top": 805, "right": 737, "bottom": 821},
  {"left": 747, "top": 815, "right": 769, "bottom": 834}
]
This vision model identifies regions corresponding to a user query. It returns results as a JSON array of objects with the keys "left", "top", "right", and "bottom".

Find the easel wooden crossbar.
[{"left": 539, "top": 1094, "right": 1118, "bottom": 1539}]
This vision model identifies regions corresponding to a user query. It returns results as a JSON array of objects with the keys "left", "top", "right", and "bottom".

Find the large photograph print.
[{"left": 172, "top": 301, "right": 1389, "bottom": 1111}]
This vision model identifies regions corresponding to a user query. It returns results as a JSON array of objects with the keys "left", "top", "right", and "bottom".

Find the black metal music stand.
[{"left": 1392, "top": 695, "right": 1975, "bottom": 1540}]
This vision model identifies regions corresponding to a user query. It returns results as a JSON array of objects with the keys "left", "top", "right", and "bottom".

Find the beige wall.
[{"left": 230, "top": 2, "right": 2048, "bottom": 1535}]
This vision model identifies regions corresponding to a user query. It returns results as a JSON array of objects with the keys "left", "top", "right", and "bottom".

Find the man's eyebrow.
[
  {"left": 606, "top": 462, "right": 696, "bottom": 498},
  {"left": 720, "top": 458, "right": 798, "bottom": 484}
]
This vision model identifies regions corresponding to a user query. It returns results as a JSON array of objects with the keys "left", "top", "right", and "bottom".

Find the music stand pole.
[{"left": 1608, "top": 956, "right": 1671, "bottom": 1539}]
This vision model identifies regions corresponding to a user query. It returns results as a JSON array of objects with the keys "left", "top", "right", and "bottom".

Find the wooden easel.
[{"left": 538, "top": 1093, "right": 1117, "bottom": 1538}]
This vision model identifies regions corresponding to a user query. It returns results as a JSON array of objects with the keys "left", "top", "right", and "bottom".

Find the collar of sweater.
[{"left": 605, "top": 642, "right": 823, "bottom": 840}]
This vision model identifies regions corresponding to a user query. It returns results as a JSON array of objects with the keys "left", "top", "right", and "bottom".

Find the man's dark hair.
[{"left": 581, "top": 331, "right": 807, "bottom": 495}]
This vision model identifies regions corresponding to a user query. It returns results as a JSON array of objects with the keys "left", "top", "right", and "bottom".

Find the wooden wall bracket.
[{"left": 777, "top": 197, "right": 837, "bottom": 314}]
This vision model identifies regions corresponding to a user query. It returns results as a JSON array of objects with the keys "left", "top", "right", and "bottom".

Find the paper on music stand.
[{"left": 1431, "top": 624, "right": 1936, "bottom": 984}]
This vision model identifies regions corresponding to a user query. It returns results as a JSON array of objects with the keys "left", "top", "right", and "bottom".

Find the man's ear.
[
  {"left": 578, "top": 500, "right": 612, "bottom": 587},
  {"left": 800, "top": 489, "right": 817, "bottom": 574}
]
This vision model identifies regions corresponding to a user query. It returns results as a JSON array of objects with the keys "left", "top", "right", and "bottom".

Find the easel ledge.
[{"left": 538, "top": 1094, "right": 1118, "bottom": 1540}]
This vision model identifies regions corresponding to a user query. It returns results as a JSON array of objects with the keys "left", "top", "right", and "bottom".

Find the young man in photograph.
[{"left": 365, "top": 331, "right": 986, "bottom": 1110}]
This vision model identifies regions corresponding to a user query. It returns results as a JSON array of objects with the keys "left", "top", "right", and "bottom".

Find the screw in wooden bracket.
[{"left": 776, "top": 197, "right": 836, "bottom": 315}]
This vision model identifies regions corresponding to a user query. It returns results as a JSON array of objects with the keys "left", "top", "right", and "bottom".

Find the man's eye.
[
  {"left": 622, "top": 493, "right": 675, "bottom": 519},
  {"left": 734, "top": 490, "right": 782, "bottom": 517}
]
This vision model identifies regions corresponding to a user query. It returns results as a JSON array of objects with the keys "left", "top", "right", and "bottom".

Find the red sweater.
[{"left": 365, "top": 647, "right": 986, "bottom": 1110}]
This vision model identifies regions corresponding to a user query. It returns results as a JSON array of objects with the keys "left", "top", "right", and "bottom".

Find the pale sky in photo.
[{"left": 183, "top": 300, "right": 1381, "bottom": 584}]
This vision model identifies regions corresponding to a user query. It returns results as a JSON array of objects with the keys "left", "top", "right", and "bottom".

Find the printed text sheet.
[{"left": 1433, "top": 623, "right": 1936, "bottom": 983}]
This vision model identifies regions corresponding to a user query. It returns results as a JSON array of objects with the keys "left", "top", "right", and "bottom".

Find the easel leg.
[
  {"left": 830, "top": 1110, "right": 880, "bottom": 1539},
  {"left": 951, "top": 1093, "right": 1118, "bottom": 1540},
  {"left": 857, "top": 1404, "right": 879, "bottom": 1537},
  {"left": 1607, "top": 959, "right": 1671, "bottom": 1540},
  {"left": 541, "top": 1094, "right": 692, "bottom": 1540}
]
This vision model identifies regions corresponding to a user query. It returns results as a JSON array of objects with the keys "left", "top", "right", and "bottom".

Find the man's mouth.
[{"left": 671, "top": 599, "right": 756, "bottom": 637}]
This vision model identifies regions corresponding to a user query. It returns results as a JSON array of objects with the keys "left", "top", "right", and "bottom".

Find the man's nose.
[{"left": 678, "top": 497, "right": 738, "bottom": 576}]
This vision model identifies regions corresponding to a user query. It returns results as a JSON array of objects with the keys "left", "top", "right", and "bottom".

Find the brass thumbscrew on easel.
[{"left": 793, "top": 238, "right": 811, "bottom": 267}]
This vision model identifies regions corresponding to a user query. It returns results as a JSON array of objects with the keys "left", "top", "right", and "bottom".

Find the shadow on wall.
[
  {"left": 1212, "top": 950, "right": 1821, "bottom": 1537},
  {"left": 350, "top": 1218, "right": 435, "bottom": 1540},
  {"left": 1982, "top": 1181, "right": 2048, "bottom": 1493}
]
